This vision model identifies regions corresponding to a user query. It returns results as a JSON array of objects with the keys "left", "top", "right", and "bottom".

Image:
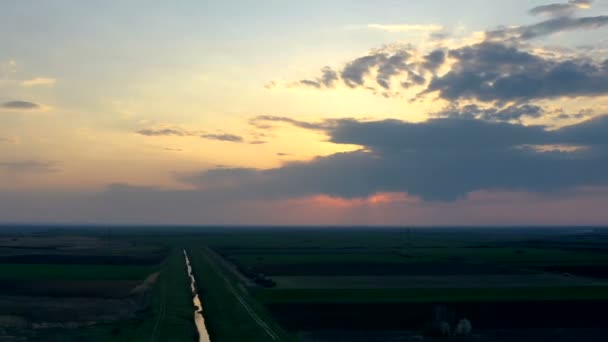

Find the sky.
[{"left": 2, "top": 0, "right": 608, "bottom": 225}]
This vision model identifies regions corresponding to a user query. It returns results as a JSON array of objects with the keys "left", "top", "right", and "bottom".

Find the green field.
[
  {"left": 202, "top": 228, "right": 608, "bottom": 340},
  {"left": 50, "top": 248, "right": 196, "bottom": 342},
  {"left": 186, "top": 246, "right": 296, "bottom": 342},
  {"left": 253, "top": 285, "right": 608, "bottom": 303},
  {"left": 2, "top": 227, "right": 608, "bottom": 341},
  {"left": 0, "top": 263, "right": 157, "bottom": 280}
]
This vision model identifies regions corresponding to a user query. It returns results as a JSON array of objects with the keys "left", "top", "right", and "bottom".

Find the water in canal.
[{"left": 184, "top": 249, "right": 211, "bottom": 342}]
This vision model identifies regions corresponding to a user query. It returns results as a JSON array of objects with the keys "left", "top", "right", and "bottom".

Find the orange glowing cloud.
[{"left": 291, "top": 192, "right": 419, "bottom": 209}]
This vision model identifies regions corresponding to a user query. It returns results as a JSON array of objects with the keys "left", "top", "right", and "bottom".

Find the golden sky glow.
[{"left": 2, "top": 0, "right": 608, "bottom": 224}]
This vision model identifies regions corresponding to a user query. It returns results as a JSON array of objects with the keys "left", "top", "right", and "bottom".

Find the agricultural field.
[
  {"left": 0, "top": 227, "right": 195, "bottom": 341},
  {"left": 0, "top": 227, "right": 297, "bottom": 342},
  {"left": 1, "top": 226, "right": 608, "bottom": 341},
  {"left": 206, "top": 227, "right": 608, "bottom": 341}
]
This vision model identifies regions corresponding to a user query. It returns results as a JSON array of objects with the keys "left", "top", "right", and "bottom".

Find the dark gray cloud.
[
  {"left": 340, "top": 50, "right": 427, "bottom": 90},
  {"left": 187, "top": 116, "right": 608, "bottom": 201},
  {"left": 0, "top": 160, "right": 59, "bottom": 173},
  {"left": 294, "top": 48, "right": 427, "bottom": 93},
  {"left": 299, "top": 67, "right": 339, "bottom": 88},
  {"left": 488, "top": 0, "right": 605, "bottom": 41},
  {"left": 284, "top": 0, "right": 608, "bottom": 99},
  {"left": 342, "top": 54, "right": 388, "bottom": 87},
  {"left": 177, "top": 167, "right": 261, "bottom": 190},
  {"left": 529, "top": 0, "right": 592, "bottom": 17},
  {"left": 325, "top": 118, "right": 551, "bottom": 151},
  {"left": 422, "top": 49, "right": 446, "bottom": 72},
  {"left": 488, "top": 15, "right": 608, "bottom": 41},
  {"left": 555, "top": 108, "right": 593, "bottom": 120},
  {"left": 555, "top": 114, "right": 608, "bottom": 145},
  {"left": 376, "top": 51, "right": 414, "bottom": 89},
  {"left": 136, "top": 128, "right": 195, "bottom": 136},
  {"left": 200, "top": 133, "right": 244, "bottom": 143},
  {"left": 137, "top": 128, "right": 246, "bottom": 143},
  {"left": 1, "top": 100, "right": 40, "bottom": 110},
  {"left": 249, "top": 115, "right": 332, "bottom": 130},
  {"left": 425, "top": 42, "right": 608, "bottom": 102},
  {"left": 430, "top": 32, "right": 450, "bottom": 41},
  {"left": 400, "top": 73, "right": 426, "bottom": 89},
  {"left": 434, "top": 103, "right": 545, "bottom": 121}
]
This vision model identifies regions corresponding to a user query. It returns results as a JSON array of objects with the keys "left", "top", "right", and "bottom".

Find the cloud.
[
  {"left": 137, "top": 127, "right": 251, "bottom": 143},
  {"left": 299, "top": 67, "right": 339, "bottom": 88},
  {"left": 422, "top": 49, "right": 446, "bottom": 72},
  {"left": 529, "top": 0, "right": 592, "bottom": 17},
  {"left": 249, "top": 115, "right": 331, "bottom": 130},
  {"left": 287, "top": 37, "right": 608, "bottom": 99},
  {"left": 1, "top": 100, "right": 40, "bottom": 110},
  {"left": 291, "top": 48, "right": 428, "bottom": 94},
  {"left": 338, "top": 50, "right": 426, "bottom": 90},
  {"left": 434, "top": 103, "right": 545, "bottom": 121},
  {"left": 4, "top": 117, "right": 608, "bottom": 223},
  {"left": 488, "top": 15, "right": 608, "bottom": 41},
  {"left": 279, "top": 2, "right": 608, "bottom": 98},
  {"left": 367, "top": 24, "right": 444, "bottom": 33},
  {"left": 197, "top": 115, "right": 608, "bottom": 201},
  {"left": 0, "top": 160, "right": 59, "bottom": 174},
  {"left": 324, "top": 118, "right": 552, "bottom": 151},
  {"left": 289, "top": 16, "right": 608, "bottom": 97},
  {"left": 4, "top": 184, "right": 608, "bottom": 225},
  {"left": 488, "top": 1, "right": 605, "bottom": 41},
  {"left": 424, "top": 42, "right": 608, "bottom": 102},
  {"left": 376, "top": 51, "right": 420, "bottom": 89},
  {"left": 177, "top": 167, "right": 261, "bottom": 190},
  {"left": 555, "top": 114, "right": 608, "bottom": 144},
  {"left": 342, "top": 53, "right": 389, "bottom": 88},
  {"left": 200, "top": 133, "right": 244, "bottom": 143},
  {"left": 555, "top": 108, "right": 594, "bottom": 120},
  {"left": 136, "top": 128, "right": 195, "bottom": 136},
  {"left": 21, "top": 77, "right": 56, "bottom": 87}
]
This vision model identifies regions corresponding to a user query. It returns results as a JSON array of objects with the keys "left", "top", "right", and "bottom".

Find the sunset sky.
[{"left": 2, "top": 0, "right": 608, "bottom": 225}]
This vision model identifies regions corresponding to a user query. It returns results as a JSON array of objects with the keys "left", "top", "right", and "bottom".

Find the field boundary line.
[{"left": 149, "top": 256, "right": 168, "bottom": 342}]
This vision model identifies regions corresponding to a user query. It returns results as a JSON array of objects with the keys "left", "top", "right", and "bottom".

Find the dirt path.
[
  {"left": 203, "top": 247, "right": 279, "bottom": 341},
  {"left": 206, "top": 247, "right": 256, "bottom": 287}
]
